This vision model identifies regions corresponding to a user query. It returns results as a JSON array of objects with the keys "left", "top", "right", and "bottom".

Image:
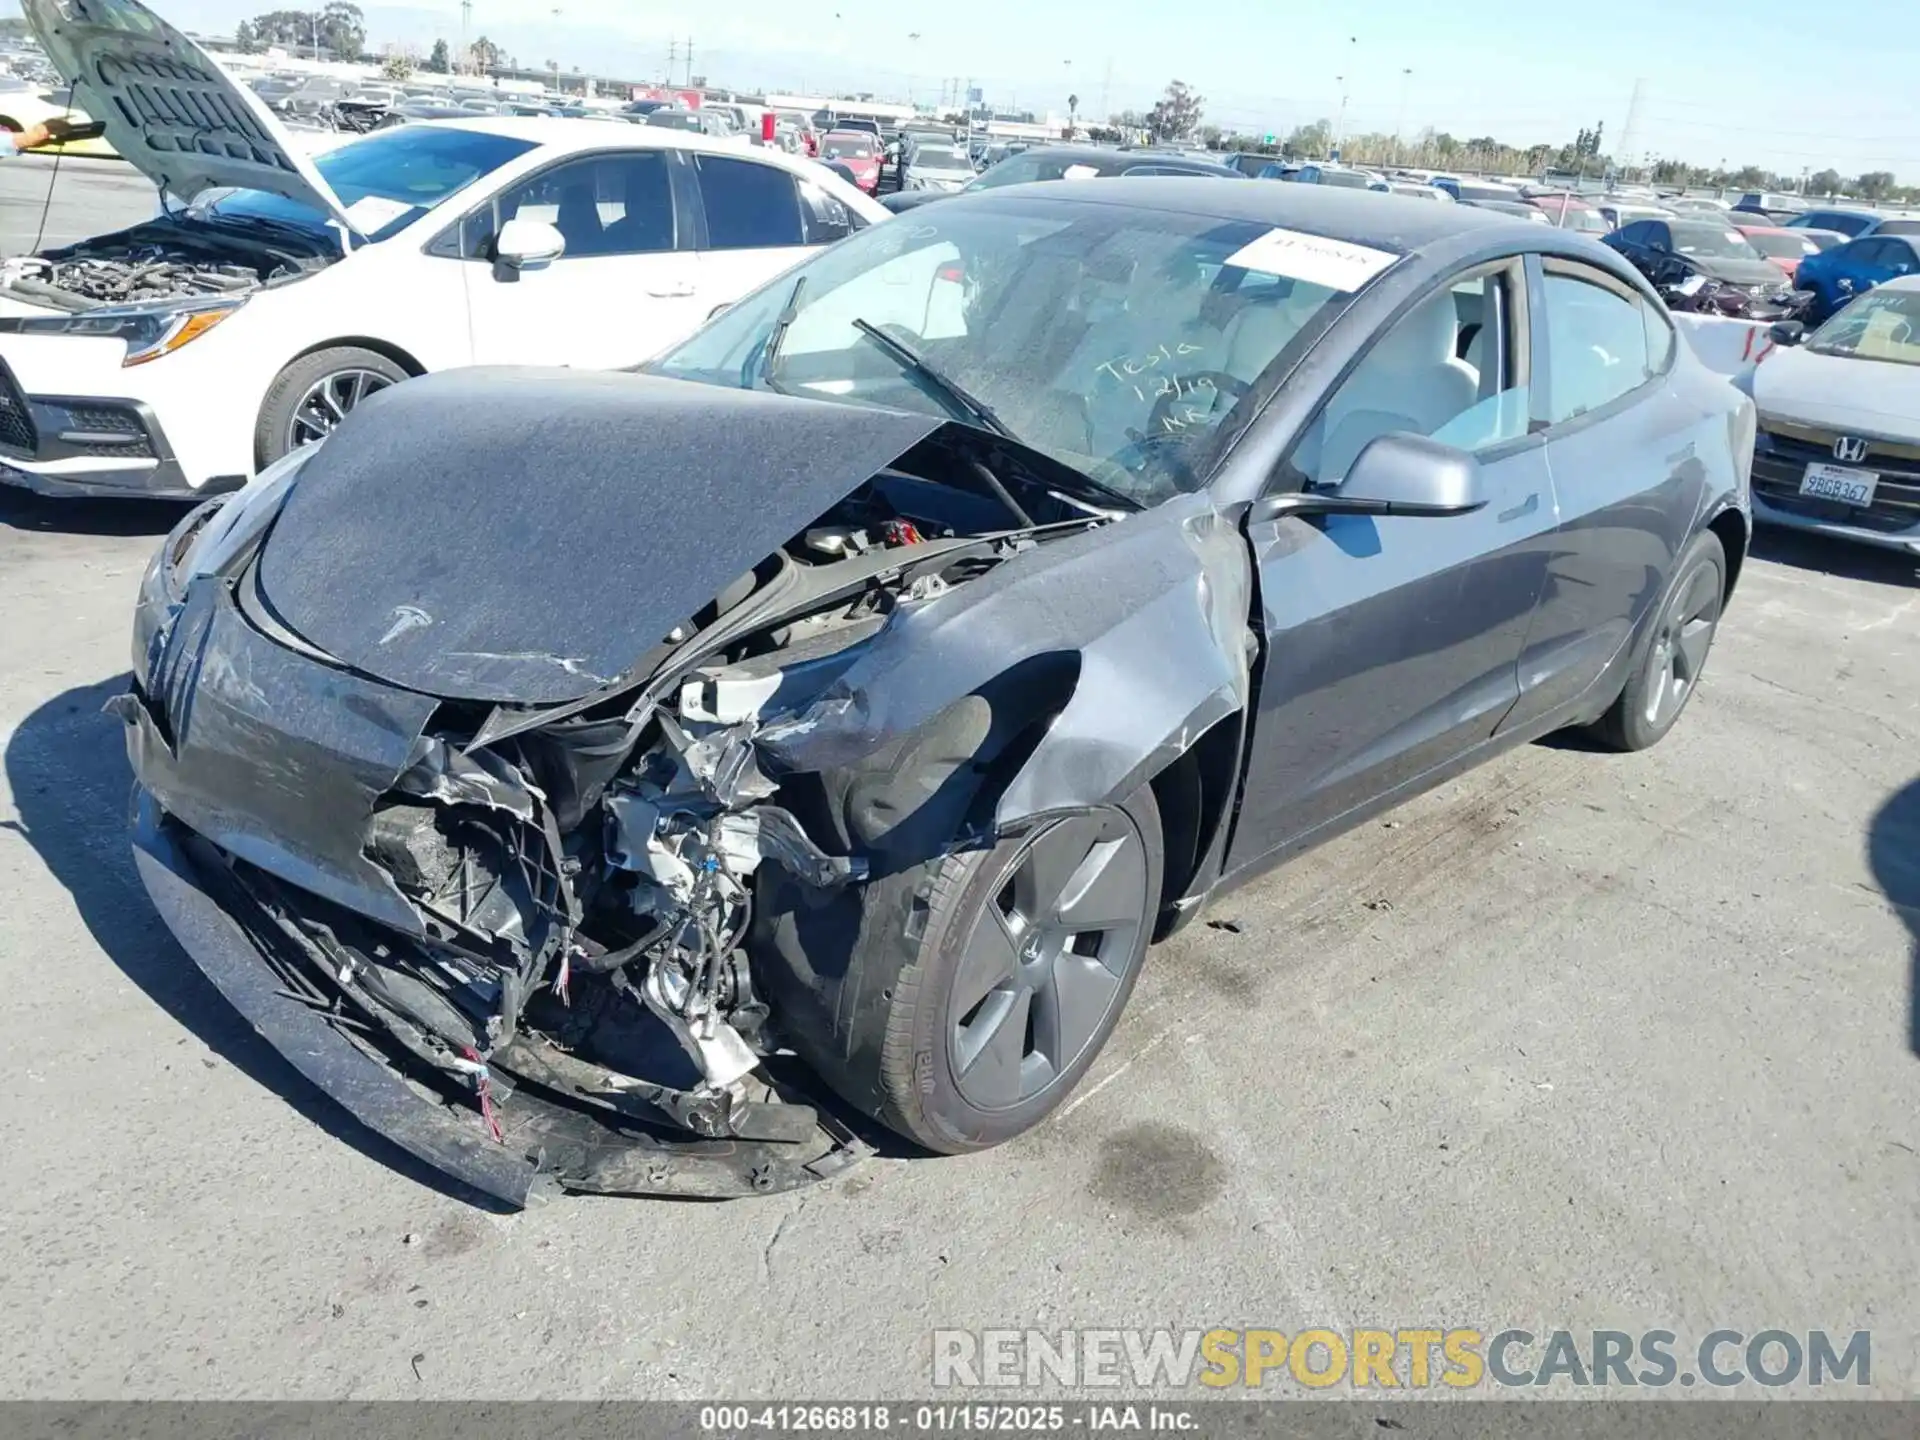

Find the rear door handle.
[
  {"left": 1497, "top": 492, "right": 1540, "bottom": 524},
  {"left": 647, "top": 281, "right": 696, "bottom": 297}
]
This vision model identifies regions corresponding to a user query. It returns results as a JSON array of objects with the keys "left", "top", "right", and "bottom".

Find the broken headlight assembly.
[
  {"left": 132, "top": 446, "right": 311, "bottom": 686},
  {"left": 7, "top": 293, "right": 247, "bottom": 366}
]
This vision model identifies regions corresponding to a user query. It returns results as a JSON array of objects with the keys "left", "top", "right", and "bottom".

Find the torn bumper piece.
[{"left": 130, "top": 788, "right": 868, "bottom": 1206}]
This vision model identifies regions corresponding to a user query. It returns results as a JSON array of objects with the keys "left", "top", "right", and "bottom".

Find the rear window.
[
  {"left": 822, "top": 136, "right": 875, "bottom": 159},
  {"left": 1744, "top": 230, "right": 1818, "bottom": 260},
  {"left": 1317, "top": 169, "right": 1373, "bottom": 189}
]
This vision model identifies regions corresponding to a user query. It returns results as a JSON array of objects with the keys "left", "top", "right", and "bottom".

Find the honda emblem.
[{"left": 1833, "top": 436, "right": 1868, "bottom": 463}]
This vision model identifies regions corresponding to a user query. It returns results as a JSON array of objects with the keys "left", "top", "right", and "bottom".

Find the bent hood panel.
[
  {"left": 257, "top": 368, "right": 946, "bottom": 704},
  {"left": 1753, "top": 345, "right": 1920, "bottom": 436},
  {"left": 24, "top": 0, "right": 358, "bottom": 230}
]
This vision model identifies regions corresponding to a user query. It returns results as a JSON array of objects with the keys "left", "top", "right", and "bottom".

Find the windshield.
[
  {"left": 1317, "top": 169, "right": 1373, "bottom": 189},
  {"left": 1456, "top": 183, "right": 1518, "bottom": 202},
  {"left": 193, "top": 125, "right": 535, "bottom": 242},
  {"left": 822, "top": 136, "right": 875, "bottom": 159},
  {"left": 1806, "top": 291, "right": 1920, "bottom": 366},
  {"left": 1669, "top": 223, "right": 1762, "bottom": 260},
  {"left": 650, "top": 196, "right": 1378, "bottom": 506}
]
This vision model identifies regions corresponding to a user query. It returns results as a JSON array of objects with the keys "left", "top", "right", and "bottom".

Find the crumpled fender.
[{"left": 754, "top": 490, "right": 1254, "bottom": 840}]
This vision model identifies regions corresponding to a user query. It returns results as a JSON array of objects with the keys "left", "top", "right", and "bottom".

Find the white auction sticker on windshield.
[
  {"left": 1223, "top": 227, "right": 1399, "bottom": 292},
  {"left": 342, "top": 195, "right": 414, "bottom": 231},
  {"left": 1062, "top": 164, "right": 1100, "bottom": 181}
]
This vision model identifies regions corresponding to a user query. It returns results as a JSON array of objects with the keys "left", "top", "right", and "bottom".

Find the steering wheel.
[{"left": 1143, "top": 370, "right": 1250, "bottom": 439}]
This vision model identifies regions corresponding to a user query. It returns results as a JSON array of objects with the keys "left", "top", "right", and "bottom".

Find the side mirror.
[
  {"left": 494, "top": 218, "right": 565, "bottom": 274},
  {"left": 1250, "top": 433, "right": 1490, "bottom": 523},
  {"left": 1768, "top": 320, "right": 1806, "bottom": 346}
]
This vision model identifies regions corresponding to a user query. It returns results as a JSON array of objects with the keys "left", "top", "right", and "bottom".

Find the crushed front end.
[
  {"left": 113, "top": 374, "right": 1123, "bottom": 1205},
  {"left": 119, "top": 566, "right": 876, "bottom": 1203}
]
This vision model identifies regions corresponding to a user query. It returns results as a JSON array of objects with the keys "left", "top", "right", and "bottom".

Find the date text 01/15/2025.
[{"left": 699, "top": 1403, "right": 1199, "bottom": 1432}]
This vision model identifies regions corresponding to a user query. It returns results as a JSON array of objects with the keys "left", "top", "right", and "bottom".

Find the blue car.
[
  {"left": 1793, "top": 233, "right": 1920, "bottom": 323},
  {"left": 1785, "top": 208, "right": 1920, "bottom": 242}
]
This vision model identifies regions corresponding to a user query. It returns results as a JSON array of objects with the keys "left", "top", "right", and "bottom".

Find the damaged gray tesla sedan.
[{"left": 118, "top": 183, "right": 1754, "bottom": 1206}]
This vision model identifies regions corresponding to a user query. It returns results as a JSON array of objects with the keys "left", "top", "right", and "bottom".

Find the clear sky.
[{"left": 17, "top": 0, "right": 1919, "bottom": 181}]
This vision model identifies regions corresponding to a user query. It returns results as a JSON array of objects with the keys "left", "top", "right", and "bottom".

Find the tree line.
[{"left": 1083, "top": 81, "right": 1918, "bottom": 205}]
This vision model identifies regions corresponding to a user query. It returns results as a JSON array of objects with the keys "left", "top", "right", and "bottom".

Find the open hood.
[
  {"left": 24, "top": 0, "right": 361, "bottom": 234},
  {"left": 257, "top": 368, "right": 948, "bottom": 704}
]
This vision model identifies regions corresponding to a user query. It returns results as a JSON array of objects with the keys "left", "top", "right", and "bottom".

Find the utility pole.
[
  {"left": 665, "top": 38, "right": 678, "bottom": 85},
  {"left": 458, "top": 0, "right": 471, "bottom": 73},
  {"left": 1393, "top": 67, "right": 1411, "bottom": 167},
  {"left": 1098, "top": 57, "right": 1111, "bottom": 123},
  {"left": 685, "top": 37, "right": 694, "bottom": 87},
  {"left": 1618, "top": 77, "right": 1645, "bottom": 180}
]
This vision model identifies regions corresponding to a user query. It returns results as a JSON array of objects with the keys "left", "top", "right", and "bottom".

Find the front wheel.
[
  {"left": 779, "top": 790, "right": 1164, "bottom": 1154},
  {"left": 1591, "top": 529, "right": 1726, "bottom": 752},
  {"left": 254, "top": 347, "right": 408, "bottom": 466}
]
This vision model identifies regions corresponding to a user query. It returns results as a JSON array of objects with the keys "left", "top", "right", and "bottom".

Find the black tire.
[
  {"left": 765, "top": 789, "right": 1163, "bottom": 1153},
  {"left": 1592, "top": 529, "right": 1727, "bottom": 752},
  {"left": 254, "top": 346, "right": 409, "bottom": 467}
]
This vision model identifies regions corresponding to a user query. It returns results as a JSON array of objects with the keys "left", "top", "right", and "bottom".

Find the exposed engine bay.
[
  {"left": 343, "top": 486, "right": 1009, "bottom": 1160},
  {"left": 2, "top": 216, "right": 331, "bottom": 313},
  {"left": 121, "top": 407, "right": 1131, "bottom": 1199}
]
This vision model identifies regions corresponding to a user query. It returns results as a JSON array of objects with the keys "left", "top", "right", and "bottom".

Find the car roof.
[
  {"left": 1014, "top": 144, "right": 1240, "bottom": 176},
  {"left": 416, "top": 114, "right": 755, "bottom": 155},
  {"left": 1877, "top": 274, "right": 1920, "bottom": 293},
  {"left": 965, "top": 176, "right": 1520, "bottom": 250},
  {"left": 405, "top": 117, "right": 885, "bottom": 213}
]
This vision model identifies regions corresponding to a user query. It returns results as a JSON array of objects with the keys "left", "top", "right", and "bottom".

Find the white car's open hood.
[{"left": 24, "top": 0, "right": 361, "bottom": 235}]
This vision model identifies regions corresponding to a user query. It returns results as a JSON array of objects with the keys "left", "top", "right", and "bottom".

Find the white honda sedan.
[{"left": 0, "top": 2, "right": 882, "bottom": 500}]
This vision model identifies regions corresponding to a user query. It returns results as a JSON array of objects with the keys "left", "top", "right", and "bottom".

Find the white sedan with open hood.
[{"left": 0, "top": 0, "right": 883, "bottom": 500}]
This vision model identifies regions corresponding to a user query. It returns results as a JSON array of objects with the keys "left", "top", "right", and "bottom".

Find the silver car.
[{"left": 1748, "top": 275, "right": 1920, "bottom": 555}]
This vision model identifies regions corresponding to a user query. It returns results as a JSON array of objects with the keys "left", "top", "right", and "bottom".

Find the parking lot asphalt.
[
  {"left": 0, "top": 155, "right": 157, "bottom": 258},
  {"left": 3, "top": 490, "right": 1916, "bottom": 1400},
  {"left": 1, "top": 171, "right": 1918, "bottom": 1403}
]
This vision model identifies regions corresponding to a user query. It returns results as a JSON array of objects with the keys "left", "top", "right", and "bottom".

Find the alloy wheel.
[
  {"left": 948, "top": 810, "right": 1150, "bottom": 1110},
  {"left": 1643, "top": 561, "right": 1723, "bottom": 729},
  {"left": 287, "top": 368, "right": 395, "bottom": 451}
]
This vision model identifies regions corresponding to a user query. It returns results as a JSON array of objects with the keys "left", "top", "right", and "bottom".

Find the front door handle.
[
  {"left": 647, "top": 280, "right": 697, "bottom": 297},
  {"left": 1497, "top": 492, "right": 1540, "bottom": 524}
]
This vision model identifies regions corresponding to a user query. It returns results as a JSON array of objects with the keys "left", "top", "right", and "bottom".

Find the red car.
[
  {"left": 1732, "top": 222, "right": 1823, "bottom": 280},
  {"left": 819, "top": 129, "right": 881, "bottom": 193}
]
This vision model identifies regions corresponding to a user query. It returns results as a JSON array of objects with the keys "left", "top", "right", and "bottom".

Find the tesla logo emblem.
[
  {"left": 378, "top": 605, "right": 432, "bottom": 645},
  {"left": 1833, "top": 436, "right": 1869, "bottom": 463},
  {"left": 1020, "top": 932, "right": 1046, "bottom": 964}
]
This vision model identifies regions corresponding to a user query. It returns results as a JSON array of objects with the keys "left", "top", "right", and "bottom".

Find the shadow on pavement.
[
  {"left": 1868, "top": 777, "right": 1920, "bottom": 1058},
  {"left": 2, "top": 674, "right": 514, "bottom": 1210},
  {"left": 1749, "top": 526, "right": 1919, "bottom": 587},
  {"left": 0, "top": 485, "right": 189, "bottom": 537}
]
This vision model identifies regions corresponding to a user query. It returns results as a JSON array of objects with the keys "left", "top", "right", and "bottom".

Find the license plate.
[{"left": 1799, "top": 462, "right": 1878, "bottom": 507}]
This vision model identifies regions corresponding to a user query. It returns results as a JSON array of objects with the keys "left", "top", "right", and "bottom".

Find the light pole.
[
  {"left": 1331, "top": 34, "right": 1356, "bottom": 158},
  {"left": 1392, "top": 66, "right": 1411, "bottom": 167}
]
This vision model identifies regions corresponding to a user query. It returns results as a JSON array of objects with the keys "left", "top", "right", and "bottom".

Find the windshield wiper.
[
  {"left": 850, "top": 317, "right": 1014, "bottom": 440},
  {"left": 755, "top": 274, "right": 808, "bottom": 391}
]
